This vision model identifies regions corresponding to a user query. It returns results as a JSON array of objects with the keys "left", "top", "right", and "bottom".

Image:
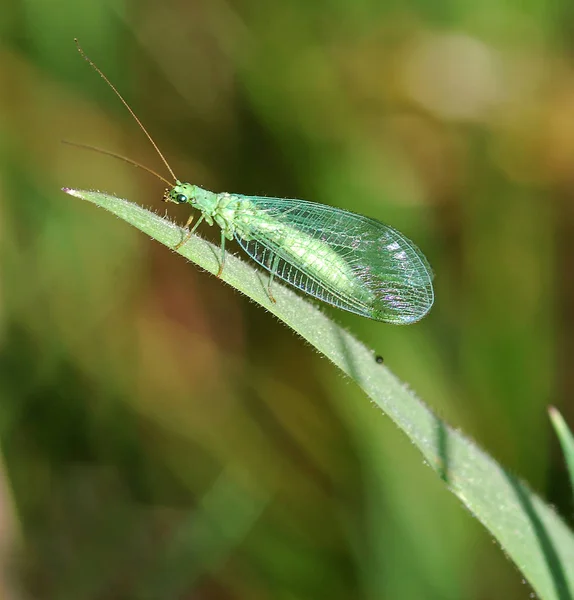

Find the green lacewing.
[{"left": 72, "top": 40, "right": 434, "bottom": 324}]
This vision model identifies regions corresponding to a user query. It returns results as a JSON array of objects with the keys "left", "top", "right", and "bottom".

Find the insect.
[{"left": 72, "top": 40, "right": 434, "bottom": 324}]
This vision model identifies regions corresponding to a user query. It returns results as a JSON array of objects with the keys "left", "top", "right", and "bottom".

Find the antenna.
[
  {"left": 74, "top": 38, "right": 177, "bottom": 184},
  {"left": 62, "top": 140, "right": 174, "bottom": 186}
]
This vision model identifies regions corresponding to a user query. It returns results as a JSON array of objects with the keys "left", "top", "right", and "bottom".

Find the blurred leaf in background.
[{"left": 0, "top": 0, "right": 572, "bottom": 598}]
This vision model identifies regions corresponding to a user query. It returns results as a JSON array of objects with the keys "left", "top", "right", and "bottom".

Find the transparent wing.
[{"left": 231, "top": 195, "right": 434, "bottom": 324}]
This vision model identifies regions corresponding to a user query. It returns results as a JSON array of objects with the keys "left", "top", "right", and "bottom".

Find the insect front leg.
[{"left": 174, "top": 213, "right": 204, "bottom": 250}]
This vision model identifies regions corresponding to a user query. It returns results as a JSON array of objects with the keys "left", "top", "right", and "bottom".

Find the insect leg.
[
  {"left": 216, "top": 230, "right": 226, "bottom": 278},
  {"left": 174, "top": 214, "right": 204, "bottom": 250},
  {"left": 266, "top": 254, "right": 280, "bottom": 304}
]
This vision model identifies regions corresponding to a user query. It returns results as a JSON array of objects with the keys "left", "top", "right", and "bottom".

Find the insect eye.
[{"left": 175, "top": 193, "right": 188, "bottom": 204}]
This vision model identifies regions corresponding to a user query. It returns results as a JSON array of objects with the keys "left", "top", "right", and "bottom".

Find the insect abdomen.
[{"left": 234, "top": 213, "right": 373, "bottom": 311}]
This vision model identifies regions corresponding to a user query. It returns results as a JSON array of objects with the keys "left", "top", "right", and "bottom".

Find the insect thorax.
[{"left": 214, "top": 193, "right": 258, "bottom": 239}]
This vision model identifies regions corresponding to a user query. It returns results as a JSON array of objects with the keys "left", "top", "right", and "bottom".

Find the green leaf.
[
  {"left": 549, "top": 407, "right": 574, "bottom": 502},
  {"left": 63, "top": 188, "right": 574, "bottom": 600}
]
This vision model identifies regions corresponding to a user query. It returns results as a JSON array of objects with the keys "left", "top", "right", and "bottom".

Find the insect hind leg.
[
  {"left": 216, "top": 230, "right": 226, "bottom": 278},
  {"left": 266, "top": 254, "right": 280, "bottom": 304}
]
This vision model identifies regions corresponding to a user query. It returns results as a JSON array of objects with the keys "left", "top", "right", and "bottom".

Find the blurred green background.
[{"left": 0, "top": 0, "right": 571, "bottom": 598}]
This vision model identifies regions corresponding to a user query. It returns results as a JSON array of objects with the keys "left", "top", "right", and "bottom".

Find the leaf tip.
[{"left": 548, "top": 406, "right": 561, "bottom": 425}]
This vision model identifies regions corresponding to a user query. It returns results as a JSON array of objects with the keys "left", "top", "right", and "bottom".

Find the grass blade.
[
  {"left": 63, "top": 188, "right": 574, "bottom": 600},
  {"left": 549, "top": 407, "right": 574, "bottom": 501}
]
